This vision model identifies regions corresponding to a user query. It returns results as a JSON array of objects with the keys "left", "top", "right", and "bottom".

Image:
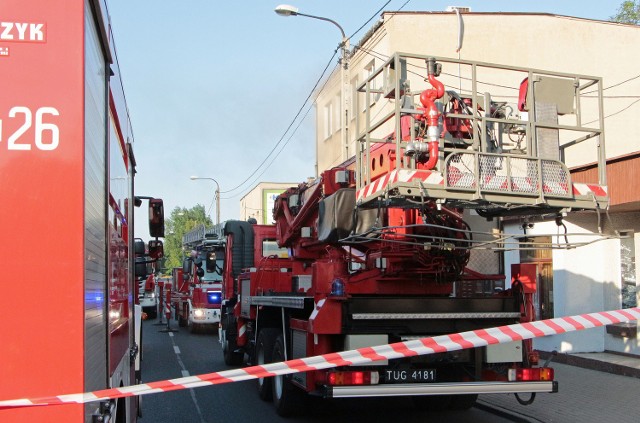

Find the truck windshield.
[{"left": 201, "top": 252, "right": 224, "bottom": 283}]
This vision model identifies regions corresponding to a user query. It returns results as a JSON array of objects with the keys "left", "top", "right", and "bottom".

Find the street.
[{"left": 138, "top": 318, "right": 515, "bottom": 423}]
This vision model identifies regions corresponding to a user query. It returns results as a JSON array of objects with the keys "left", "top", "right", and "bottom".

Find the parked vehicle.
[
  {"left": 217, "top": 54, "right": 608, "bottom": 416},
  {"left": 0, "top": 1, "right": 165, "bottom": 421},
  {"left": 173, "top": 225, "right": 226, "bottom": 332}
]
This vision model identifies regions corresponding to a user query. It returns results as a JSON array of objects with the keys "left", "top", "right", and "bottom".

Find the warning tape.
[{"left": 1, "top": 307, "right": 638, "bottom": 408}]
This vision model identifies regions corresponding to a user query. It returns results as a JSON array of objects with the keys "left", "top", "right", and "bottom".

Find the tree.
[
  {"left": 162, "top": 205, "right": 213, "bottom": 272},
  {"left": 611, "top": 0, "right": 640, "bottom": 24}
]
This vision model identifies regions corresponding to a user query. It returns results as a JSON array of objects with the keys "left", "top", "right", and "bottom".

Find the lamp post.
[
  {"left": 190, "top": 176, "right": 220, "bottom": 226},
  {"left": 275, "top": 4, "right": 350, "bottom": 164}
]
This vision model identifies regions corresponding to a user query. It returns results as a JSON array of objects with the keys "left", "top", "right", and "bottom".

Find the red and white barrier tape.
[{"left": 1, "top": 307, "right": 638, "bottom": 408}]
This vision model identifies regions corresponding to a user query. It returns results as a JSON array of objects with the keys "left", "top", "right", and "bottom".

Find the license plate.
[{"left": 384, "top": 369, "right": 436, "bottom": 383}]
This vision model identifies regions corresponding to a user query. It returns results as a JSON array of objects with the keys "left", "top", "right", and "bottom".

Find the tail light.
[
  {"left": 327, "top": 371, "right": 380, "bottom": 386},
  {"left": 508, "top": 367, "right": 554, "bottom": 382}
]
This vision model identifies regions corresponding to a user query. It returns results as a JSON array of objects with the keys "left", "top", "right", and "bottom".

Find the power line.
[
  {"left": 221, "top": 94, "right": 318, "bottom": 199},
  {"left": 584, "top": 97, "right": 640, "bottom": 125},
  {"left": 347, "top": 0, "right": 392, "bottom": 40},
  {"left": 585, "top": 73, "right": 640, "bottom": 94},
  {"left": 219, "top": 49, "right": 337, "bottom": 194},
  {"left": 221, "top": 0, "right": 408, "bottom": 196}
]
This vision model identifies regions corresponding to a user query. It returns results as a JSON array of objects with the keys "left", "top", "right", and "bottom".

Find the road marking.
[{"left": 168, "top": 328, "right": 206, "bottom": 423}]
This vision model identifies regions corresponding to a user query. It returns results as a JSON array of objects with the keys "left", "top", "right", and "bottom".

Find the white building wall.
[
  {"left": 504, "top": 212, "right": 640, "bottom": 355},
  {"left": 504, "top": 220, "right": 608, "bottom": 353}
]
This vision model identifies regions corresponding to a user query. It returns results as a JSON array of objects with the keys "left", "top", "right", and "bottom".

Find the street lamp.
[
  {"left": 275, "top": 4, "right": 351, "bottom": 163},
  {"left": 190, "top": 176, "right": 220, "bottom": 226}
]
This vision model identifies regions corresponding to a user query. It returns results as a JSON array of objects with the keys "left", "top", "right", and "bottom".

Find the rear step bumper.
[{"left": 326, "top": 381, "right": 557, "bottom": 398}]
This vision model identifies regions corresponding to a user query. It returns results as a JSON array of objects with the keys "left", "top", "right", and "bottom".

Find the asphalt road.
[{"left": 138, "top": 317, "right": 515, "bottom": 423}]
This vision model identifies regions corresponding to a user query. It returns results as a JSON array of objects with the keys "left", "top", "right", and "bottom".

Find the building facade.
[
  {"left": 240, "top": 182, "right": 298, "bottom": 224},
  {"left": 315, "top": 11, "right": 640, "bottom": 356}
]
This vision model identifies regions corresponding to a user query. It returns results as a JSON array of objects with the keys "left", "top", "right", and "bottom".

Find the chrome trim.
[
  {"left": 326, "top": 381, "right": 556, "bottom": 398},
  {"left": 248, "top": 296, "right": 308, "bottom": 309},
  {"left": 352, "top": 312, "right": 522, "bottom": 320}
]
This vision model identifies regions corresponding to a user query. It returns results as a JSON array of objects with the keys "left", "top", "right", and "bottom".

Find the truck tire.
[
  {"left": 147, "top": 308, "right": 157, "bottom": 320},
  {"left": 256, "top": 328, "right": 279, "bottom": 401},
  {"left": 178, "top": 303, "right": 187, "bottom": 327},
  {"left": 221, "top": 315, "right": 243, "bottom": 366},
  {"left": 272, "top": 333, "right": 306, "bottom": 416}
]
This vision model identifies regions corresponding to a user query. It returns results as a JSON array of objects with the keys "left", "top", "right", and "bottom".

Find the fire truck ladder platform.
[
  {"left": 354, "top": 159, "right": 608, "bottom": 216},
  {"left": 354, "top": 52, "right": 609, "bottom": 218},
  {"left": 183, "top": 224, "right": 223, "bottom": 249}
]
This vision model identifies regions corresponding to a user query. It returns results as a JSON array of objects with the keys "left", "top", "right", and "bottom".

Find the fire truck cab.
[{"left": 176, "top": 226, "right": 226, "bottom": 332}]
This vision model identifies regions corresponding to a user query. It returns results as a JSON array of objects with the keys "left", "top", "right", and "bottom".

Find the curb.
[{"left": 539, "top": 351, "right": 640, "bottom": 379}]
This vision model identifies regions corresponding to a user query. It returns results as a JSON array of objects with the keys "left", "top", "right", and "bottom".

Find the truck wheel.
[
  {"left": 178, "top": 303, "right": 187, "bottom": 327},
  {"left": 256, "top": 328, "right": 278, "bottom": 401},
  {"left": 221, "top": 315, "right": 243, "bottom": 366},
  {"left": 272, "top": 333, "right": 306, "bottom": 416},
  {"left": 449, "top": 394, "right": 478, "bottom": 410},
  {"left": 136, "top": 386, "right": 143, "bottom": 418}
]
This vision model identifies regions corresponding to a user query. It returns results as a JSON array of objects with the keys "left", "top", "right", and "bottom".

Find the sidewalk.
[
  {"left": 477, "top": 352, "right": 640, "bottom": 423},
  {"left": 543, "top": 351, "right": 640, "bottom": 378}
]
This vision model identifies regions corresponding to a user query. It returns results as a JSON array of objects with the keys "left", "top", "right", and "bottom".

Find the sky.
[{"left": 104, "top": 0, "right": 625, "bottom": 240}]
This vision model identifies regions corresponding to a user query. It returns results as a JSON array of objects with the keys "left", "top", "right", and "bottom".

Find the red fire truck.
[
  {"left": 172, "top": 225, "right": 226, "bottom": 332},
  {"left": 218, "top": 53, "right": 609, "bottom": 416},
  {"left": 0, "top": 1, "right": 164, "bottom": 421}
]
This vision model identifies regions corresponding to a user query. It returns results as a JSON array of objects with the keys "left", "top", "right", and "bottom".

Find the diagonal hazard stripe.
[{"left": 1, "top": 307, "right": 638, "bottom": 408}]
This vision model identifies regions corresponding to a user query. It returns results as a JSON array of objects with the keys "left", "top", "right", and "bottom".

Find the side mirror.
[
  {"left": 182, "top": 258, "right": 192, "bottom": 276},
  {"left": 149, "top": 199, "right": 165, "bottom": 238},
  {"left": 135, "top": 257, "right": 148, "bottom": 279},
  {"left": 148, "top": 240, "right": 164, "bottom": 259},
  {"left": 134, "top": 238, "right": 146, "bottom": 255}
]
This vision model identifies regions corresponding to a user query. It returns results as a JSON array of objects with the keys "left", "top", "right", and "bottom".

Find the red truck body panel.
[{"left": 0, "top": 1, "right": 142, "bottom": 421}]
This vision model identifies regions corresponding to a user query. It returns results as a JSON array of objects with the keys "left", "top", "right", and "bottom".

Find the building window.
[
  {"left": 365, "top": 60, "right": 378, "bottom": 108},
  {"left": 620, "top": 231, "right": 636, "bottom": 309},
  {"left": 350, "top": 75, "right": 359, "bottom": 121},
  {"left": 334, "top": 94, "right": 341, "bottom": 134},
  {"left": 324, "top": 102, "right": 333, "bottom": 140}
]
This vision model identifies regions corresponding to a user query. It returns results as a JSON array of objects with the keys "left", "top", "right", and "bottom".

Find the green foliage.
[
  {"left": 611, "top": 0, "right": 640, "bottom": 24},
  {"left": 162, "top": 205, "right": 213, "bottom": 272}
]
